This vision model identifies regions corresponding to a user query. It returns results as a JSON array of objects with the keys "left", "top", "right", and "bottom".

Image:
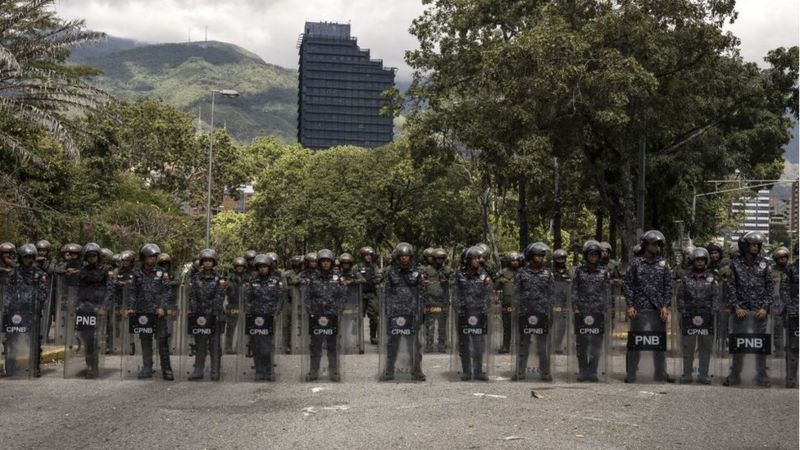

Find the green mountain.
[{"left": 70, "top": 39, "right": 298, "bottom": 143}]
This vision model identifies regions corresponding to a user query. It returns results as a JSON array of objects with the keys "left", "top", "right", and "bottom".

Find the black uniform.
[
  {"left": 76, "top": 262, "right": 113, "bottom": 370},
  {"left": 3, "top": 264, "right": 48, "bottom": 376},
  {"left": 571, "top": 264, "right": 610, "bottom": 380},
  {"left": 677, "top": 269, "right": 718, "bottom": 380},
  {"left": 382, "top": 265, "right": 424, "bottom": 378},
  {"left": 453, "top": 267, "right": 491, "bottom": 379},
  {"left": 304, "top": 270, "right": 346, "bottom": 379},
  {"left": 780, "top": 261, "right": 799, "bottom": 387}
]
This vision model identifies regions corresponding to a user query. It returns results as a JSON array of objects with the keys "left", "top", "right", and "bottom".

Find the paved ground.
[{"left": 0, "top": 350, "right": 796, "bottom": 450}]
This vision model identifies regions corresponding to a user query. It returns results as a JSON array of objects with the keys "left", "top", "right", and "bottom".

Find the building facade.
[
  {"left": 730, "top": 189, "right": 771, "bottom": 243},
  {"left": 297, "top": 22, "right": 395, "bottom": 150}
]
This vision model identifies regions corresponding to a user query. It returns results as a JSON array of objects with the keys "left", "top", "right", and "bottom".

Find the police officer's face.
[
  {"left": 532, "top": 255, "right": 544, "bottom": 266},
  {"left": 122, "top": 259, "right": 132, "bottom": 269},
  {"left": 363, "top": 254, "right": 373, "bottom": 263},
  {"left": 645, "top": 243, "right": 660, "bottom": 255},
  {"left": 20, "top": 255, "right": 34, "bottom": 267},
  {"left": 1, "top": 253, "right": 12, "bottom": 264},
  {"left": 38, "top": 249, "right": 48, "bottom": 258},
  {"left": 587, "top": 253, "right": 599, "bottom": 264},
  {"left": 709, "top": 251, "right": 720, "bottom": 262},
  {"left": 308, "top": 261, "right": 318, "bottom": 269},
  {"left": 469, "top": 257, "right": 481, "bottom": 269},
  {"left": 320, "top": 259, "right": 332, "bottom": 271},
  {"left": 511, "top": 259, "right": 520, "bottom": 269},
  {"left": 258, "top": 265, "right": 270, "bottom": 276},
  {"left": 748, "top": 243, "right": 759, "bottom": 255},
  {"left": 601, "top": 249, "right": 609, "bottom": 260},
  {"left": 144, "top": 255, "right": 157, "bottom": 267},
  {"left": 777, "top": 256, "right": 788, "bottom": 266},
  {"left": 86, "top": 254, "right": 98, "bottom": 265},
  {"left": 398, "top": 255, "right": 411, "bottom": 267},
  {"left": 234, "top": 265, "right": 245, "bottom": 274},
  {"left": 342, "top": 262, "right": 351, "bottom": 271},
  {"left": 201, "top": 259, "right": 214, "bottom": 270},
  {"left": 66, "top": 252, "right": 77, "bottom": 261},
  {"left": 692, "top": 258, "right": 707, "bottom": 271}
]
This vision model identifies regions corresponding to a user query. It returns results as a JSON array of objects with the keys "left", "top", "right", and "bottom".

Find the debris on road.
[{"left": 473, "top": 393, "right": 507, "bottom": 399}]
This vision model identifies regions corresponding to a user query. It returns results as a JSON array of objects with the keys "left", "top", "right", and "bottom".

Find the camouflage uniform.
[
  {"left": 726, "top": 255, "right": 773, "bottom": 385},
  {"left": 622, "top": 255, "right": 673, "bottom": 381},
  {"left": 188, "top": 269, "right": 227, "bottom": 380},
  {"left": 513, "top": 265, "right": 554, "bottom": 380},
  {"left": 130, "top": 265, "right": 173, "bottom": 377},
  {"left": 571, "top": 264, "right": 610, "bottom": 381},
  {"left": 244, "top": 271, "right": 283, "bottom": 379}
]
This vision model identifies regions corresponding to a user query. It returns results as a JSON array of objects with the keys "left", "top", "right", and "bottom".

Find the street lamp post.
[{"left": 206, "top": 89, "right": 239, "bottom": 248}]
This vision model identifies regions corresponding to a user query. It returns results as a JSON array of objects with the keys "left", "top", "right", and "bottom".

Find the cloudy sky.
[{"left": 55, "top": 0, "right": 798, "bottom": 82}]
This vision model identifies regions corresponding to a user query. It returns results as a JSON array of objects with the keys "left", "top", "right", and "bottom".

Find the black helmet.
[
  {"left": 83, "top": 242, "right": 102, "bottom": 257},
  {"left": 35, "top": 240, "right": 51, "bottom": 251},
  {"left": 198, "top": 248, "right": 218, "bottom": 265},
  {"left": 253, "top": 254, "right": 273, "bottom": 268},
  {"left": 139, "top": 243, "right": 161, "bottom": 259},
  {"left": 640, "top": 230, "right": 665, "bottom": 247},
  {"left": 244, "top": 250, "right": 257, "bottom": 261},
  {"left": 524, "top": 242, "right": 549, "bottom": 260},
  {"left": 317, "top": 249, "right": 335, "bottom": 262},
  {"left": 706, "top": 242, "right": 723, "bottom": 254},
  {"left": 232, "top": 257, "right": 246, "bottom": 268},
  {"left": 17, "top": 244, "right": 37, "bottom": 258},
  {"left": 465, "top": 246, "right": 483, "bottom": 261},
  {"left": 339, "top": 253, "right": 354, "bottom": 264},
  {"left": 553, "top": 249, "right": 568, "bottom": 261},
  {"left": 393, "top": 242, "right": 414, "bottom": 258},
  {"left": 582, "top": 240, "right": 602, "bottom": 258},
  {"left": 688, "top": 247, "right": 710, "bottom": 263},
  {"left": 359, "top": 246, "right": 375, "bottom": 257},
  {"left": 738, "top": 231, "right": 766, "bottom": 254}
]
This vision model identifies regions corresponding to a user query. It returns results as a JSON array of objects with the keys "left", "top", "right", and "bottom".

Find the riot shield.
[
  {"left": 378, "top": 286, "right": 423, "bottom": 382},
  {"left": 341, "top": 284, "right": 364, "bottom": 354},
  {"left": 121, "top": 287, "right": 175, "bottom": 380},
  {"left": 223, "top": 288, "right": 240, "bottom": 356},
  {"left": 720, "top": 310, "right": 773, "bottom": 387},
  {"left": 290, "top": 285, "right": 304, "bottom": 355},
  {"left": 423, "top": 279, "right": 451, "bottom": 354},
  {"left": 64, "top": 301, "right": 109, "bottom": 379},
  {"left": 53, "top": 275, "right": 76, "bottom": 346},
  {"left": 1, "top": 283, "right": 40, "bottom": 378},
  {"left": 301, "top": 286, "right": 344, "bottom": 382},
  {"left": 510, "top": 309, "right": 553, "bottom": 382},
  {"left": 552, "top": 280, "right": 570, "bottom": 356},
  {"left": 782, "top": 314, "right": 798, "bottom": 388},
  {"left": 178, "top": 282, "right": 232, "bottom": 382},
  {"left": 676, "top": 281, "right": 719, "bottom": 384},
  {"left": 618, "top": 309, "right": 673, "bottom": 383},
  {"left": 236, "top": 285, "right": 285, "bottom": 382},
  {"left": 449, "top": 305, "right": 496, "bottom": 382},
  {"left": 566, "top": 278, "right": 612, "bottom": 382}
]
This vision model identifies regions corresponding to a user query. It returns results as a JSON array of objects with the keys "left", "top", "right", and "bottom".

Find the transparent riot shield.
[
  {"left": 676, "top": 312, "right": 716, "bottom": 384},
  {"left": 341, "top": 284, "right": 363, "bottom": 354},
  {"left": 121, "top": 285, "right": 175, "bottom": 381},
  {"left": 301, "top": 286, "right": 344, "bottom": 382},
  {"left": 551, "top": 279, "right": 571, "bottom": 377},
  {"left": 42, "top": 275, "right": 55, "bottom": 344},
  {"left": 378, "top": 287, "right": 423, "bottom": 382},
  {"left": 53, "top": 275, "right": 75, "bottom": 346},
  {"left": 618, "top": 309, "right": 673, "bottom": 383},
  {"left": 567, "top": 301, "right": 612, "bottom": 383},
  {"left": 178, "top": 283, "right": 231, "bottom": 382},
  {"left": 510, "top": 309, "right": 553, "bottom": 382},
  {"left": 64, "top": 301, "right": 109, "bottom": 379},
  {"left": 236, "top": 283, "right": 286, "bottom": 382},
  {"left": 290, "top": 285, "right": 303, "bottom": 355},
  {"left": 612, "top": 281, "right": 626, "bottom": 334},
  {"left": 423, "top": 279, "right": 451, "bottom": 354},
  {"left": 449, "top": 305, "right": 496, "bottom": 382},
  {"left": 782, "top": 314, "right": 798, "bottom": 388},
  {"left": 223, "top": 289, "right": 240, "bottom": 356},
  {"left": 1, "top": 308, "right": 37, "bottom": 378},
  {"left": 719, "top": 311, "right": 773, "bottom": 387}
]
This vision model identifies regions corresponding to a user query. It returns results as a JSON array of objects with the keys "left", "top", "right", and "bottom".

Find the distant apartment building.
[
  {"left": 297, "top": 21, "right": 395, "bottom": 150},
  {"left": 730, "top": 189, "right": 771, "bottom": 242}
]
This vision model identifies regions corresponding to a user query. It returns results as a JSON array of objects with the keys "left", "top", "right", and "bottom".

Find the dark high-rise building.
[{"left": 297, "top": 22, "right": 395, "bottom": 150}]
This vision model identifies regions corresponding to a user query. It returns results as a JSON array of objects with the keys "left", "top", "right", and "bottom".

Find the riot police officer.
[
  {"left": 771, "top": 247, "right": 790, "bottom": 357},
  {"left": 551, "top": 249, "right": 571, "bottom": 354},
  {"left": 677, "top": 248, "right": 716, "bottom": 384},
  {"left": 422, "top": 247, "right": 452, "bottom": 353},
  {"left": 245, "top": 254, "right": 283, "bottom": 381},
  {"left": 304, "top": 249, "right": 347, "bottom": 381},
  {"left": 513, "top": 242, "right": 554, "bottom": 381},
  {"left": 225, "top": 257, "right": 248, "bottom": 354},
  {"left": 780, "top": 244, "right": 798, "bottom": 388},
  {"left": 454, "top": 246, "right": 492, "bottom": 381},
  {"left": 380, "top": 243, "right": 426, "bottom": 381},
  {"left": 75, "top": 243, "right": 113, "bottom": 378},
  {"left": 2, "top": 244, "right": 48, "bottom": 377},
  {"left": 497, "top": 251, "right": 521, "bottom": 354},
  {"left": 571, "top": 240, "right": 610, "bottom": 382},
  {"left": 129, "top": 244, "right": 174, "bottom": 380},
  {"left": 188, "top": 249, "right": 226, "bottom": 381},
  {"left": 354, "top": 247, "right": 382, "bottom": 345},
  {"left": 724, "top": 232, "right": 773, "bottom": 387},
  {"left": 622, "top": 230, "right": 674, "bottom": 383}
]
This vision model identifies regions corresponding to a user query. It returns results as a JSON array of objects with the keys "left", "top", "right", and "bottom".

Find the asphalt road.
[{"left": 0, "top": 350, "right": 796, "bottom": 450}]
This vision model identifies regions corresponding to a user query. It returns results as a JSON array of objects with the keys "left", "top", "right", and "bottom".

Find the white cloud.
[{"left": 54, "top": 0, "right": 798, "bottom": 81}]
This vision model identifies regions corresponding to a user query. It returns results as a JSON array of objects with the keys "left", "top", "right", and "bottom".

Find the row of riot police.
[{"left": 0, "top": 235, "right": 796, "bottom": 386}]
